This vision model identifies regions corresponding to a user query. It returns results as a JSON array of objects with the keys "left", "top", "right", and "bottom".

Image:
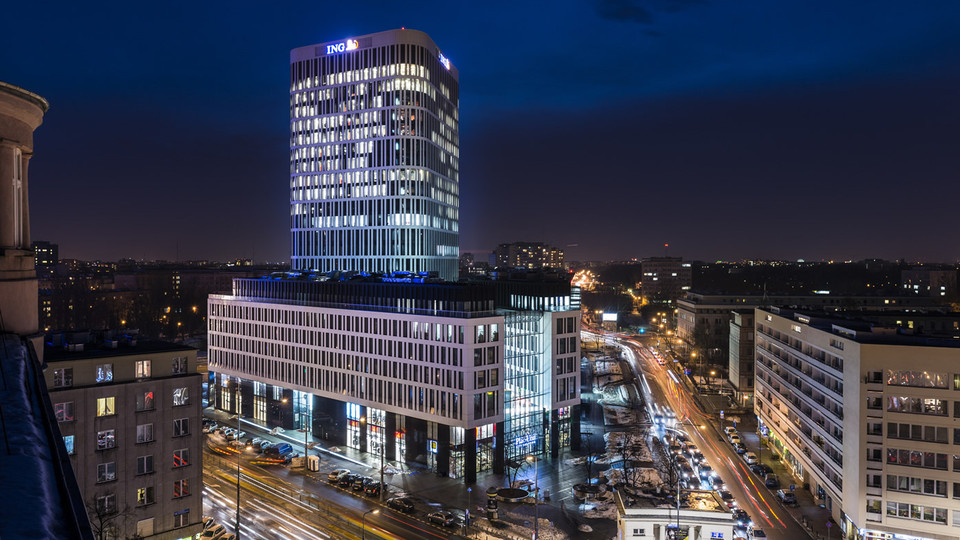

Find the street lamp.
[
  {"left": 232, "top": 413, "right": 242, "bottom": 540},
  {"left": 361, "top": 508, "right": 379, "bottom": 540},
  {"left": 526, "top": 455, "right": 539, "bottom": 540}
]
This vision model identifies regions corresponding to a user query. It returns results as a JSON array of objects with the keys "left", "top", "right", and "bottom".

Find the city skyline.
[{"left": 2, "top": 1, "right": 958, "bottom": 263}]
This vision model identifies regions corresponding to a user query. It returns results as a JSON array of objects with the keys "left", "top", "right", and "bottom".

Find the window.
[
  {"left": 173, "top": 509, "right": 189, "bottom": 528},
  {"left": 53, "top": 368, "right": 73, "bottom": 388},
  {"left": 137, "top": 455, "right": 154, "bottom": 475},
  {"left": 55, "top": 401, "right": 75, "bottom": 422},
  {"left": 173, "top": 479, "right": 189, "bottom": 498},
  {"left": 174, "top": 418, "right": 189, "bottom": 437},
  {"left": 135, "top": 360, "right": 152, "bottom": 379},
  {"left": 632, "top": 528, "right": 646, "bottom": 536},
  {"left": 63, "top": 435, "right": 75, "bottom": 455},
  {"left": 136, "top": 391, "right": 154, "bottom": 411},
  {"left": 866, "top": 499, "right": 882, "bottom": 514},
  {"left": 137, "top": 486, "right": 155, "bottom": 506},
  {"left": 173, "top": 387, "right": 189, "bottom": 406},
  {"left": 96, "top": 494, "right": 116, "bottom": 515},
  {"left": 96, "top": 397, "right": 115, "bottom": 417},
  {"left": 136, "top": 518, "right": 155, "bottom": 537},
  {"left": 95, "top": 364, "right": 113, "bottom": 383},
  {"left": 173, "top": 448, "right": 189, "bottom": 468},
  {"left": 97, "top": 429, "right": 116, "bottom": 450},
  {"left": 97, "top": 462, "right": 116, "bottom": 483},
  {"left": 137, "top": 423, "right": 154, "bottom": 444},
  {"left": 172, "top": 357, "right": 188, "bottom": 374}
]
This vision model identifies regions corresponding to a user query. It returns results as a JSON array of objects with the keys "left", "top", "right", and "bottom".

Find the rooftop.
[
  {"left": 763, "top": 307, "right": 960, "bottom": 348},
  {"left": 44, "top": 331, "right": 194, "bottom": 363}
]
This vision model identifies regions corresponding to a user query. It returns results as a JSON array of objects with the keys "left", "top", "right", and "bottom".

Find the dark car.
[
  {"left": 353, "top": 475, "right": 373, "bottom": 491},
  {"left": 364, "top": 481, "right": 382, "bottom": 497},
  {"left": 427, "top": 510, "right": 456, "bottom": 527},
  {"left": 339, "top": 473, "right": 360, "bottom": 487},
  {"left": 710, "top": 476, "right": 725, "bottom": 490},
  {"left": 776, "top": 489, "right": 797, "bottom": 505},
  {"left": 387, "top": 496, "right": 415, "bottom": 513},
  {"left": 691, "top": 451, "right": 705, "bottom": 464},
  {"left": 733, "top": 509, "right": 751, "bottom": 528},
  {"left": 764, "top": 474, "right": 780, "bottom": 489},
  {"left": 719, "top": 490, "right": 735, "bottom": 508},
  {"left": 751, "top": 464, "right": 773, "bottom": 477}
]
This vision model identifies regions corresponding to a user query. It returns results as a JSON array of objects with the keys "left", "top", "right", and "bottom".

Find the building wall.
[
  {"left": 48, "top": 346, "right": 202, "bottom": 540},
  {"left": 755, "top": 308, "right": 960, "bottom": 540},
  {"left": 728, "top": 310, "right": 754, "bottom": 406}
]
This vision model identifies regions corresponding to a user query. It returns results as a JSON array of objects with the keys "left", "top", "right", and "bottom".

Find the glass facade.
[
  {"left": 503, "top": 311, "right": 550, "bottom": 462},
  {"left": 289, "top": 30, "right": 460, "bottom": 281}
]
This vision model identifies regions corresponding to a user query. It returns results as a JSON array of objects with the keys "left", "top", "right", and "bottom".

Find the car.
[
  {"left": 764, "top": 474, "right": 780, "bottom": 489},
  {"left": 199, "top": 524, "right": 226, "bottom": 539},
  {"left": 258, "top": 440, "right": 272, "bottom": 452},
  {"left": 733, "top": 509, "right": 752, "bottom": 528},
  {"left": 698, "top": 464, "right": 715, "bottom": 479},
  {"left": 728, "top": 435, "right": 742, "bottom": 445},
  {"left": 751, "top": 463, "right": 773, "bottom": 477},
  {"left": 710, "top": 476, "right": 725, "bottom": 490},
  {"left": 250, "top": 437, "right": 264, "bottom": 447},
  {"left": 776, "top": 489, "right": 797, "bottom": 505},
  {"left": 685, "top": 443, "right": 699, "bottom": 457},
  {"left": 733, "top": 442, "right": 747, "bottom": 454},
  {"left": 202, "top": 422, "right": 218, "bottom": 433},
  {"left": 353, "top": 475, "right": 373, "bottom": 491},
  {"left": 201, "top": 516, "right": 216, "bottom": 530},
  {"left": 675, "top": 455, "right": 690, "bottom": 467},
  {"left": 678, "top": 463, "right": 695, "bottom": 480},
  {"left": 339, "top": 473, "right": 360, "bottom": 487},
  {"left": 328, "top": 468, "right": 351, "bottom": 482},
  {"left": 427, "top": 510, "right": 457, "bottom": 527},
  {"left": 719, "top": 490, "right": 736, "bottom": 508},
  {"left": 751, "top": 527, "right": 767, "bottom": 538},
  {"left": 724, "top": 426, "right": 737, "bottom": 437},
  {"left": 387, "top": 496, "right": 415, "bottom": 513},
  {"left": 691, "top": 451, "right": 705, "bottom": 464},
  {"left": 364, "top": 480, "right": 382, "bottom": 497},
  {"left": 221, "top": 535, "right": 237, "bottom": 540},
  {"left": 743, "top": 452, "right": 758, "bottom": 465}
]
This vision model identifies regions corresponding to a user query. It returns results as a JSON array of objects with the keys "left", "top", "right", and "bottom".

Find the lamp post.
[
  {"left": 361, "top": 508, "right": 379, "bottom": 540},
  {"left": 232, "top": 413, "right": 242, "bottom": 540},
  {"left": 526, "top": 455, "right": 539, "bottom": 540}
]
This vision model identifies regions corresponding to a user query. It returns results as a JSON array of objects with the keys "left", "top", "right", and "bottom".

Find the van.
[{"left": 265, "top": 443, "right": 293, "bottom": 458}]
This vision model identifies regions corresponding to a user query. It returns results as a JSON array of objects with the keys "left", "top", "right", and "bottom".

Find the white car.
[
  {"left": 729, "top": 434, "right": 742, "bottom": 445},
  {"left": 743, "top": 452, "right": 758, "bottom": 465}
]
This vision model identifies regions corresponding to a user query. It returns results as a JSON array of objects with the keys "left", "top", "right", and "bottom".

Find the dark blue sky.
[{"left": 3, "top": 1, "right": 958, "bottom": 263}]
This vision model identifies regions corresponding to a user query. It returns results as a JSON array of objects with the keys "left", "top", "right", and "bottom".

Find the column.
[
  {"left": 465, "top": 427, "right": 477, "bottom": 484},
  {"left": 437, "top": 423, "right": 450, "bottom": 476},
  {"left": 385, "top": 412, "right": 397, "bottom": 461},
  {"left": 493, "top": 421, "right": 505, "bottom": 474},
  {"left": 550, "top": 409, "right": 560, "bottom": 460},
  {"left": 571, "top": 404, "right": 582, "bottom": 451}
]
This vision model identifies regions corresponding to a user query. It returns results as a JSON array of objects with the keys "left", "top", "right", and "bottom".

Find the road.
[
  {"left": 610, "top": 333, "right": 806, "bottom": 540},
  {"left": 202, "top": 431, "right": 462, "bottom": 540}
]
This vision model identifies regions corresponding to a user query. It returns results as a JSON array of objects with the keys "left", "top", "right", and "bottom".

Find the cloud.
[{"left": 594, "top": 0, "right": 706, "bottom": 24}]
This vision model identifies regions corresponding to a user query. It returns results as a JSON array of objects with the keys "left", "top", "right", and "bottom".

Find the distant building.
[
  {"left": 755, "top": 307, "right": 960, "bottom": 540},
  {"left": 615, "top": 489, "right": 734, "bottom": 540},
  {"left": 728, "top": 309, "right": 755, "bottom": 408},
  {"left": 494, "top": 241, "right": 565, "bottom": 270},
  {"left": 639, "top": 257, "right": 691, "bottom": 306},
  {"left": 45, "top": 331, "right": 203, "bottom": 540},
  {"left": 33, "top": 240, "right": 59, "bottom": 278},
  {"left": 0, "top": 80, "right": 93, "bottom": 539},
  {"left": 901, "top": 267, "right": 957, "bottom": 299}
]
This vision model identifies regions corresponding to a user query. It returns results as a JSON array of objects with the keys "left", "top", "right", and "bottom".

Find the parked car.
[
  {"left": 264, "top": 443, "right": 293, "bottom": 459},
  {"left": 733, "top": 509, "right": 752, "bottom": 528},
  {"left": 733, "top": 442, "right": 747, "bottom": 454},
  {"left": 751, "top": 527, "right": 767, "bottom": 538},
  {"left": 353, "top": 475, "right": 373, "bottom": 491},
  {"left": 743, "top": 452, "right": 758, "bottom": 465},
  {"left": 698, "top": 463, "right": 715, "bottom": 479},
  {"left": 751, "top": 464, "right": 773, "bottom": 477},
  {"left": 199, "top": 524, "right": 226, "bottom": 539},
  {"left": 724, "top": 426, "right": 737, "bottom": 437},
  {"left": 719, "top": 490, "right": 736, "bottom": 508},
  {"left": 764, "top": 474, "right": 780, "bottom": 489},
  {"left": 201, "top": 516, "right": 215, "bottom": 530},
  {"left": 364, "top": 480, "right": 382, "bottom": 497},
  {"left": 328, "top": 468, "right": 351, "bottom": 482},
  {"left": 710, "top": 476, "right": 725, "bottom": 490},
  {"left": 427, "top": 510, "right": 457, "bottom": 527},
  {"left": 221, "top": 535, "right": 237, "bottom": 540},
  {"left": 685, "top": 443, "right": 699, "bottom": 457},
  {"left": 728, "top": 434, "right": 742, "bottom": 446},
  {"left": 678, "top": 463, "right": 695, "bottom": 481},
  {"left": 339, "top": 473, "right": 360, "bottom": 487},
  {"left": 387, "top": 496, "right": 415, "bottom": 513},
  {"left": 258, "top": 440, "right": 272, "bottom": 452},
  {"left": 776, "top": 489, "right": 797, "bottom": 505},
  {"left": 691, "top": 451, "right": 705, "bottom": 464}
]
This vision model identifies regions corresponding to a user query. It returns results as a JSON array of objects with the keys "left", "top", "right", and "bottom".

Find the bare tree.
[{"left": 86, "top": 492, "right": 137, "bottom": 540}]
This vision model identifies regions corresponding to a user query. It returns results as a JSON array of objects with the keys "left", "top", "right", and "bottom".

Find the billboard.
[{"left": 601, "top": 312, "right": 618, "bottom": 322}]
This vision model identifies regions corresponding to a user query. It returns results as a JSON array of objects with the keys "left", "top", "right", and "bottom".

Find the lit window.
[
  {"left": 54, "top": 368, "right": 73, "bottom": 388},
  {"left": 173, "top": 387, "right": 189, "bottom": 406},
  {"left": 136, "top": 360, "right": 152, "bottom": 379},
  {"left": 96, "top": 364, "right": 113, "bottom": 383},
  {"left": 63, "top": 435, "right": 75, "bottom": 455},
  {"left": 55, "top": 401, "right": 75, "bottom": 422},
  {"left": 97, "top": 429, "right": 116, "bottom": 450},
  {"left": 137, "top": 486, "right": 155, "bottom": 506},
  {"left": 136, "top": 391, "right": 154, "bottom": 411},
  {"left": 173, "top": 448, "right": 189, "bottom": 468},
  {"left": 173, "top": 479, "right": 189, "bottom": 498},
  {"left": 96, "top": 397, "right": 115, "bottom": 417}
]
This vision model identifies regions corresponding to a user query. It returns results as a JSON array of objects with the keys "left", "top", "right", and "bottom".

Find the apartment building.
[
  {"left": 755, "top": 307, "right": 960, "bottom": 540},
  {"left": 46, "top": 333, "right": 202, "bottom": 540}
]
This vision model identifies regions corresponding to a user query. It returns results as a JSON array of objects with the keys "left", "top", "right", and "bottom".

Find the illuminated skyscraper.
[{"left": 289, "top": 29, "right": 460, "bottom": 281}]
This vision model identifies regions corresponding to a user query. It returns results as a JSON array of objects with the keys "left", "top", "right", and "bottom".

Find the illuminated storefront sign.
[
  {"left": 326, "top": 39, "right": 359, "bottom": 54},
  {"left": 438, "top": 52, "right": 451, "bottom": 70},
  {"left": 515, "top": 433, "right": 537, "bottom": 448}
]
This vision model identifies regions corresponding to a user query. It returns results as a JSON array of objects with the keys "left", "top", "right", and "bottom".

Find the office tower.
[
  {"left": 640, "top": 257, "right": 691, "bottom": 306},
  {"left": 0, "top": 80, "right": 93, "bottom": 539},
  {"left": 755, "top": 307, "right": 960, "bottom": 539},
  {"left": 289, "top": 29, "right": 460, "bottom": 281}
]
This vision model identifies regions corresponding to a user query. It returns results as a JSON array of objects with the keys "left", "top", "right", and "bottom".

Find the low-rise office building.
[
  {"left": 755, "top": 307, "right": 960, "bottom": 540},
  {"left": 615, "top": 489, "right": 735, "bottom": 540},
  {"left": 46, "top": 332, "right": 202, "bottom": 540}
]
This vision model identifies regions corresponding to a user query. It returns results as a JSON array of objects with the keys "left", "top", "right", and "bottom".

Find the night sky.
[{"left": 3, "top": 1, "right": 958, "bottom": 263}]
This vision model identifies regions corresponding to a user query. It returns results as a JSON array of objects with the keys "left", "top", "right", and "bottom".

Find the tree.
[
  {"left": 86, "top": 492, "right": 139, "bottom": 540},
  {"left": 505, "top": 458, "right": 527, "bottom": 487}
]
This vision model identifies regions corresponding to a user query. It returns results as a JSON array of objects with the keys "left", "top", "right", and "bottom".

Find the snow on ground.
[
  {"left": 603, "top": 431, "right": 653, "bottom": 461},
  {"left": 593, "top": 359, "right": 622, "bottom": 376},
  {"left": 602, "top": 405, "right": 637, "bottom": 426},
  {"left": 580, "top": 492, "right": 619, "bottom": 520},
  {"left": 472, "top": 510, "right": 570, "bottom": 540}
]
